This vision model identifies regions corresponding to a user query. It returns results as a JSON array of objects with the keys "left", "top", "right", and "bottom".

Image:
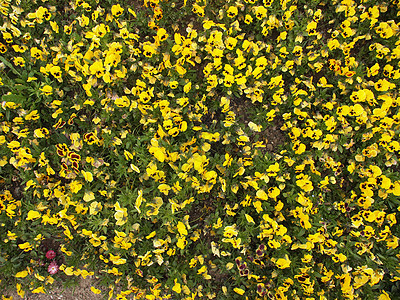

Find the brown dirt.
[
  {"left": 263, "top": 119, "right": 287, "bottom": 153},
  {"left": 2, "top": 277, "right": 107, "bottom": 300},
  {"left": 230, "top": 96, "right": 287, "bottom": 153}
]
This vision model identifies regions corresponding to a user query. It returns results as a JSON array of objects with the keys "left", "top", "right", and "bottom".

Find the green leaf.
[
  {"left": 297, "top": 228, "right": 305, "bottom": 237},
  {"left": 0, "top": 55, "right": 21, "bottom": 76},
  {"left": 338, "top": 144, "right": 343, "bottom": 153},
  {"left": 1, "top": 94, "right": 25, "bottom": 104}
]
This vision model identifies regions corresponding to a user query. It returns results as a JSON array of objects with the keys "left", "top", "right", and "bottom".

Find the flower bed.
[{"left": 0, "top": 0, "right": 400, "bottom": 299}]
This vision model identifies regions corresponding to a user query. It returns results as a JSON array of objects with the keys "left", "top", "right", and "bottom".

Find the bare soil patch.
[{"left": 3, "top": 277, "right": 105, "bottom": 300}]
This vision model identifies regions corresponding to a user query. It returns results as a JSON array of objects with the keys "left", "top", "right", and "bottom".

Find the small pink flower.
[
  {"left": 48, "top": 261, "right": 59, "bottom": 275},
  {"left": 46, "top": 250, "right": 56, "bottom": 260}
]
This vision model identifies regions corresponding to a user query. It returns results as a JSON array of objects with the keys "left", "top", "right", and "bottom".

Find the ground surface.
[{"left": 3, "top": 277, "right": 103, "bottom": 300}]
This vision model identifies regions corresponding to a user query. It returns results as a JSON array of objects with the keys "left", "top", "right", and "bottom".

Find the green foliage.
[{"left": 0, "top": 0, "right": 399, "bottom": 299}]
